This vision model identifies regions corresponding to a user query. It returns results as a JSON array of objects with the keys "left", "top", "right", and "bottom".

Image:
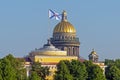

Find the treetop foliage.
[{"left": 55, "top": 60, "right": 106, "bottom": 80}]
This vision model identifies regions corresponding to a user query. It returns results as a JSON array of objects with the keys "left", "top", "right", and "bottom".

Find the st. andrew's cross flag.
[{"left": 48, "top": 9, "right": 61, "bottom": 20}]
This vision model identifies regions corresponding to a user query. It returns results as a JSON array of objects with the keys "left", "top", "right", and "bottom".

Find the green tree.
[
  {"left": 55, "top": 60, "right": 88, "bottom": 80},
  {"left": 55, "top": 61, "right": 73, "bottom": 80},
  {"left": 1, "top": 57, "right": 17, "bottom": 80},
  {"left": 83, "top": 60, "right": 93, "bottom": 80},
  {"left": 31, "top": 62, "right": 49, "bottom": 80},
  {"left": 105, "top": 65, "right": 120, "bottom": 80},
  {"left": 114, "top": 59, "right": 120, "bottom": 70},
  {"left": 91, "top": 65, "right": 106, "bottom": 80},
  {"left": 69, "top": 60, "right": 87, "bottom": 80},
  {"left": 29, "top": 71, "right": 41, "bottom": 80},
  {"left": 105, "top": 59, "right": 120, "bottom": 69},
  {"left": 40, "top": 66, "right": 49, "bottom": 79},
  {"left": 105, "top": 59, "right": 114, "bottom": 66},
  {"left": 84, "top": 61, "right": 106, "bottom": 80},
  {"left": 0, "top": 60, "right": 3, "bottom": 80},
  {"left": 0, "top": 54, "right": 27, "bottom": 80}
]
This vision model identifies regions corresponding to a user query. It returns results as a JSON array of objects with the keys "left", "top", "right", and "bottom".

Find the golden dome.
[
  {"left": 53, "top": 10, "right": 76, "bottom": 33},
  {"left": 53, "top": 21, "right": 76, "bottom": 33}
]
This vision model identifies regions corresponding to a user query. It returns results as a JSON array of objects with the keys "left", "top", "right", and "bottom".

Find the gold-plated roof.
[
  {"left": 91, "top": 49, "right": 97, "bottom": 54},
  {"left": 53, "top": 21, "right": 76, "bottom": 33},
  {"left": 91, "top": 51, "right": 97, "bottom": 54},
  {"left": 53, "top": 10, "right": 76, "bottom": 33}
]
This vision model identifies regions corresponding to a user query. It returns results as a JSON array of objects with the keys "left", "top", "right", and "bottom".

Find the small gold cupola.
[{"left": 89, "top": 49, "right": 99, "bottom": 62}]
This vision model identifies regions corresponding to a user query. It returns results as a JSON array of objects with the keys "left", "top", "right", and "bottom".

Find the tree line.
[
  {"left": 0, "top": 54, "right": 120, "bottom": 80},
  {"left": 55, "top": 59, "right": 120, "bottom": 80},
  {"left": 0, "top": 54, "right": 49, "bottom": 80},
  {"left": 55, "top": 60, "right": 106, "bottom": 80}
]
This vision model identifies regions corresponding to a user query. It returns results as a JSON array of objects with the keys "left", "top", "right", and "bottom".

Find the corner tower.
[{"left": 51, "top": 11, "right": 80, "bottom": 57}]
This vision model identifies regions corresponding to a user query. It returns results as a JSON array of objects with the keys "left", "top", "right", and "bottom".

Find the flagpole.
[{"left": 48, "top": 9, "right": 51, "bottom": 40}]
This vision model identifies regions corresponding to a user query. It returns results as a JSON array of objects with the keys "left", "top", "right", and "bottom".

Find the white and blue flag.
[{"left": 48, "top": 9, "right": 61, "bottom": 20}]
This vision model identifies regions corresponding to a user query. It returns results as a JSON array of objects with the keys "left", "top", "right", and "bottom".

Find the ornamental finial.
[
  {"left": 92, "top": 48, "right": 95, "bottom": 51},
  {"left": 62, "top": 10, "right": 67, "bottom": 22}
]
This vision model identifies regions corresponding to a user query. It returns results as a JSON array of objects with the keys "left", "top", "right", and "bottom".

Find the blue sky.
[{"left": 0, "top": 0, "right": 120, "bottom": 60}]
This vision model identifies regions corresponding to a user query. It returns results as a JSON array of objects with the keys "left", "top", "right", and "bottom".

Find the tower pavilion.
[
  {"left": 88, "top": 49, "right": 106, "bottom": 73},
  {"left": 50, "top": 10, "right": 80, "bottom": 57},
  {"left": 88, "top": 49, "right": 99, "bottom": 62}
]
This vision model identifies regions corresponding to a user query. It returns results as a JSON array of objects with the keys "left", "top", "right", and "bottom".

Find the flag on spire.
[{"left": 48, "top": 9, "right": 61, "bottom": 20}]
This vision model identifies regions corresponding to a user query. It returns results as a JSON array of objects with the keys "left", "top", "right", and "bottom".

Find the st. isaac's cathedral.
[
  {"left": 25, "top": 10, "right": 105, "bottom": 80},
  {"left": 50, "top": 10, "right": 80, "bottom": 57}
]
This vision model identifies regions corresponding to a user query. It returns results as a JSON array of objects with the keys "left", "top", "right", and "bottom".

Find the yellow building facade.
[
  {"left": 28, "top": 39, "right": 78, "bottom": 80},
  {"left": 35, "top": 55, "right": 77, "bottom": 80},
  {"left": 34, "top": 56, "right": 77, "bottom": 63}
]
